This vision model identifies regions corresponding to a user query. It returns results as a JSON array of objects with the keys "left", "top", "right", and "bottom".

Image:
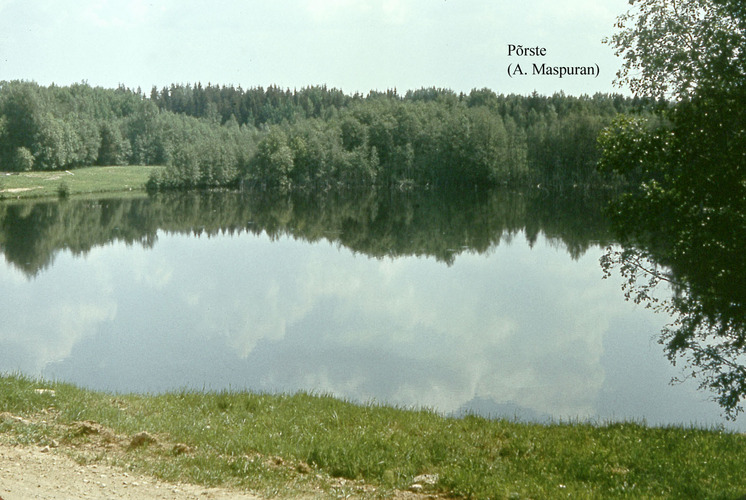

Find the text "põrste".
[{"left": 507, "top": 45, "right": 547, "bottom": 57}]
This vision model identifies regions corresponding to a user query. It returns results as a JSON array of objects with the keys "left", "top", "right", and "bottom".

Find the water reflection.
[
  {"left": 0, "top": 189, "right": 611, "bottom": 276},
  {"left": 0, "top": 190, "right": 741, "bottom": 430}
]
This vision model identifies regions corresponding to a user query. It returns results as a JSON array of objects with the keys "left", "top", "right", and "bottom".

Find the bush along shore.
[{"left": 1, "top": 374, "right": 746, "bottom": 499}]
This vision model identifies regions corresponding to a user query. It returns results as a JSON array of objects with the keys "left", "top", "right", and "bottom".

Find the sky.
[{"left": 0, "top": 0, "right": 630, "bottom": 96}]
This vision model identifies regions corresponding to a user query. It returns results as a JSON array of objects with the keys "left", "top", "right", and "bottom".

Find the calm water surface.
[{"left": 1, "top": 190, "right": 742, "bottom": 431}]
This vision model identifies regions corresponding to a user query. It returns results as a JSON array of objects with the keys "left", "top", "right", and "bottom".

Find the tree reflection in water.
[{"left": 601, "top": 197, "right": 746, "bottom": 419}]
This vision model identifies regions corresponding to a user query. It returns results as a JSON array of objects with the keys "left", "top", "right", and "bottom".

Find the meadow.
[{"left": 0, "top": 165, "right": 160, "bottom": 199}]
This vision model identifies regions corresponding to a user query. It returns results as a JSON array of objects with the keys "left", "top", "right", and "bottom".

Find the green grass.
[
  {"left": 1, "top": 374, "right": 745, "bottom": 499},
  {"left": 0, "top": 166, "right": 162, "bottom": 200}
]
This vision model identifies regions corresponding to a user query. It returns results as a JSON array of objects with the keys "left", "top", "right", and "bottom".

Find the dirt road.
[{"left": 0, "top": 443, "right": 261, "bottom": 500}]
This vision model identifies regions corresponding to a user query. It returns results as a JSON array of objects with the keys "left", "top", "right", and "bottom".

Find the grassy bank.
[
  {"left": 0, "top": 165, "right": 162, "bottom": 200},
  {"left": 1, "top": 375, "right": 745, "bottom": 498}
]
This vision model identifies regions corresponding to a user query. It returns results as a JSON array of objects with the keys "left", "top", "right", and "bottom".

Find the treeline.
[
  {"left": 146, "top": 84, "right": 656, "bottom": 189},
  {"left": 0, "top": 80, "right": 656, "bottom": 190}
]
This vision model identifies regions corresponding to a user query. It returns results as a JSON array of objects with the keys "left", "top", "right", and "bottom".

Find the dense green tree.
[
  {"left": 605, "top": 0, "right": 742, "bottom": 99},
  {"left": 0, "top": 82, "right": 43, "bottom": 166},
  {"left": 33, "top": 114, "right": 69, "bottom": 170},
  {"left": 249, "top": 128, "right": 295, "bottom": 190},
  {"left": 340, "top": 115, "right": 367, "bottom": 151},
  {"left": 599, "top": 0, "right": 746, "bottom": 417},
  {"left": 97, "top": 121, "right": 131, "bottom": 166},
  {"left": 10, "top": 146, "right": 34, "bottom": 172}
]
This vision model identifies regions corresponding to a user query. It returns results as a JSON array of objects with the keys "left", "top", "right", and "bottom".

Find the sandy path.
[{"left": 0, "top": 444, "right": 262, "bottom": 500}]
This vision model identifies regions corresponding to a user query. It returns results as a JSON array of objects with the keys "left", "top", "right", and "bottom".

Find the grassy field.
[
  {"left": 0, "top": 166, "right": 162, "bottom": 200},
  {"left": 1, "top": 374, "right": 745, "bottom": 499}
]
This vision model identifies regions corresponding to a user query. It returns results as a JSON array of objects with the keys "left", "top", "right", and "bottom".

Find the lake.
[{"left": 1, "top": 189, "right": 743, "bottom": 431}]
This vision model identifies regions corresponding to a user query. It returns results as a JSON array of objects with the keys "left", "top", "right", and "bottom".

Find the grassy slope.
[
  {"left": 1, "top": 375, "right": 745, "bottom": 499},
  {"left": 0, "top": 166, "right": 162, "bottom": 200}
]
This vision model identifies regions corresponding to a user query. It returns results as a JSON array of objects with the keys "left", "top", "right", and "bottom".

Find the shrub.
[{"left": 11, "top": 146, "right": 34, "bottom": 171}]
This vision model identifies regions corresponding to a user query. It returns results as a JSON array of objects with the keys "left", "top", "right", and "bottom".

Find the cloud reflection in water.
[{"left": 0, "top": 228, "right": 739, "bottom": 430}]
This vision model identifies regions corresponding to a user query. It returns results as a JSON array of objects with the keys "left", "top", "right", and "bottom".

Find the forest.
[{"left": 0, "top": 80, "right": 656, "bottom": 191}]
